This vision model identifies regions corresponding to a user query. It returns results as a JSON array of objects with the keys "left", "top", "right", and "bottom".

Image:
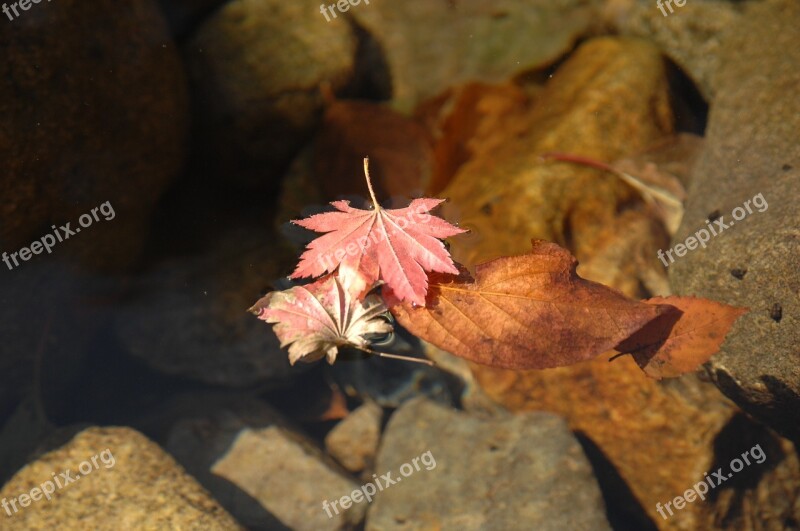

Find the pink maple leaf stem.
[{"left": 363, "top": 157, "right": 381, "bottom": 210}]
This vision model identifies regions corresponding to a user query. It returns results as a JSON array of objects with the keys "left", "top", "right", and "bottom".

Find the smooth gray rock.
[
  {"left": 669, "top": 0, "right": 800, "bottom": 442},
  {"left": 611, "top": 0, "right": 743, "bottom": 100},
  {"left": 0, "top": 264, "right": 106, "bottom": 432},
  {"left": 366, "top": 397, "right": 611, "bottom": 530}
]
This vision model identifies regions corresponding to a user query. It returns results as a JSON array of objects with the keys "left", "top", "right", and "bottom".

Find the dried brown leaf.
[
  {"left": 386, "top": 240, "right": 668, "bottom": 370},
  {"left": 615, "top": 296, "right": 748, "bottom": 379}
]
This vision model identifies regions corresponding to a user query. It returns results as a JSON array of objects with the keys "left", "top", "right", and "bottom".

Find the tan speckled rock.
[
  {"left": 212, "top": 426, "right": 365, "bottom": 530},
  {"left": 0, "top": 427, "right": 241, "bottom": 530},
  {"left": 325, "top": 400, "right": 383, "bottom": 473}
]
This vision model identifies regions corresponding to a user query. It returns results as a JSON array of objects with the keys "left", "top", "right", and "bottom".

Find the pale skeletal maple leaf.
[
  {"left": 249, "top": 273, "right": 392, "bottom": 365},
  {"left": 291, "top": 158, "right": 467, "bottom": 305}
]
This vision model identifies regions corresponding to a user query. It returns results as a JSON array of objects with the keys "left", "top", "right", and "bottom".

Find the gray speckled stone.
[
  {"left": 611, "top": 0, "right": 743, "bottom": 100},
  {"left": 365, "top": 397, "right": 611, "bottom": 531},
  {"left": 669, "top": 0, "right": 800, "bottom": 442},
  {"left": 155, "top": 394, "right": 291, "bottom": 530}
]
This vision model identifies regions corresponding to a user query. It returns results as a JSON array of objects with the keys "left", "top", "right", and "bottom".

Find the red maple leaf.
[{"left": 290, "top": 158, "right": 466, "bottom": 305}]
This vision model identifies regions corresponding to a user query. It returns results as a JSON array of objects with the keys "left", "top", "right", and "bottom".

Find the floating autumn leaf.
[
  {"left": 614, "top": 296, "right": 748, "bottom": 379},
  {"left": 291, "top": 158, "right": 467, "bottom": 305},
  {"left": 249, "top": 273, "right": 392, "bottom": 366},
  {"left": 386, "top": 240, "right": 670, "bottom": 370}
]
